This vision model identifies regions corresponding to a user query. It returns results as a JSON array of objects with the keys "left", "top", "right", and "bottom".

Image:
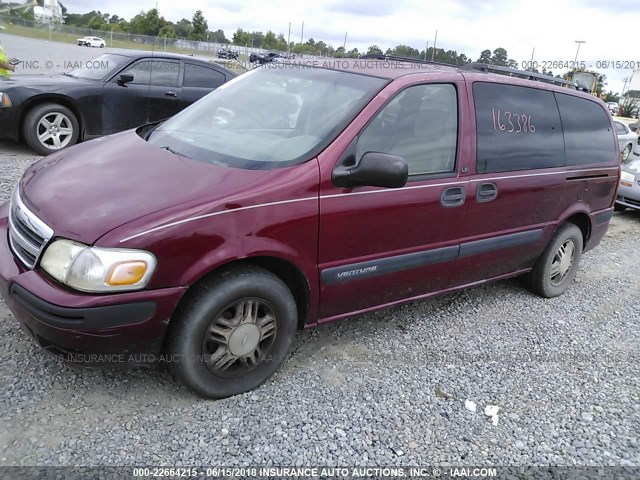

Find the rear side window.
[
  {"left": 555, "top": 93, "right": 615, "bottom": 165},
  {"left": 614, "top": 121, "right": 627, "bottom": 135},
  {"left": 184, "top": 64, "right": 226, "bottom": 88},
  {"left": 473, "top": 82, "right": 565, "bottom": 173}
]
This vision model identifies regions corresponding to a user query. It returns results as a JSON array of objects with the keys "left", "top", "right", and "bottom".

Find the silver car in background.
[
  {"left": 614, "top": 117, "right": 639, "bottom": 162},
  {"left": 616, "top": 158, "right": 640, "bottom": 212}
]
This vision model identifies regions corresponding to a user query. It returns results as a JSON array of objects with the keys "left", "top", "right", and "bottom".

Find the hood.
[
  {"left": 20, "top": 129, "right": 270, "bottom": 244},
  {"left": 2, "top": 73, "right": 90, "bottom": 89}
]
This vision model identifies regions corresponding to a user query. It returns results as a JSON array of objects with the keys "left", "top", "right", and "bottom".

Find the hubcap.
[
  {"left": 201, "top": 299, "right": 277, "bottom": 377},
  {"left": 550, "top": 239, "right": 575, "bottom": 286},
  {"left": 37, "top": 112, "right": 73, "bottom": 150},
  {"left": 623, "top": 146, "right": 631, "bottom": 161}
]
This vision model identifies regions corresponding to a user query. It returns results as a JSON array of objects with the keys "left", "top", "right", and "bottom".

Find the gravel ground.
[{"left": 0, "top": 142, "right": 639, "bottom": 467}]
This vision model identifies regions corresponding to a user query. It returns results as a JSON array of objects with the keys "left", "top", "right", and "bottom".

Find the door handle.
[
  {"left": 476, "top": 183, "right": 498, "bottom": 203},
  {"left": 165, "top": 91, "right": 178, "bottom": 97},
  {"left": 440, "top": 186, "right": 465, "bottom": 207}
]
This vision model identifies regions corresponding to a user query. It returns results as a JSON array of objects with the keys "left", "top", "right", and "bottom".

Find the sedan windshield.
[
  {"left": 147, "top": 66, "right": 387, "bottom": 169},
  {"left": 69, "top": 54, "right": 130, "bottom": 80}
]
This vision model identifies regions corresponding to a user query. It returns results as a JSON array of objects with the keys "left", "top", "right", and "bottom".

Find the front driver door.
[
  {"left": 318, "top": 80, "right": 469, "bottom": 320},
  {"left": 102, "top": 59, "right": 182, "bottom": 134}
]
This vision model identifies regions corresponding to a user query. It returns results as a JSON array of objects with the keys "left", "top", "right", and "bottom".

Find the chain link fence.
[{"left": 0, "top": 14, "right": 291, "bottom": 58}]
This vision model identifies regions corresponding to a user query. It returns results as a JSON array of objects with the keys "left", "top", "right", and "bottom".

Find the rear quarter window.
[
  {"left": 555, "top": 93, "right": 616, "bottom": 166},
  {"left": 473, "top": 82, "right": 565, "bottom": 173},
  {"left": 184, "top": 64, "right": 226, "bottom": 88}
]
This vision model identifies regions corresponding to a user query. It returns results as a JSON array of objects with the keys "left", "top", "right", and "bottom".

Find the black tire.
[
  {"left": 614, "top": 203, "right": 627, "bottom": 212},
  {"left": 167, "top": 266, "right": 297, "bottom": 398},
  {"left": 23, "top": 103, "right": 80, "bottom": 156},
  {"left": 622, "top": 144, "right": 632, "bottom": 162},
  {"left": 526, "top": 223, "right": 583, "bottom": 298}
]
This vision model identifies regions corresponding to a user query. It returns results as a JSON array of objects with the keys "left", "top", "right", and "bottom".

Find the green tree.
[
  {"left": 159, "top": 24, "right": 176, "bottom": 38},
  {"left": 129, "top": 9, "right": 168, "bottom": 36},
  {"left": 232, "top": 28, "right": 251, "bottom": 45},
  {"left": 191, "top": 10, "right": 208, "bottom": 41},
  {"left": 262, "top": 31, "right": 279, "bottom": 49},
  {"left": 208, "top": 29, "right": 229, "bottom": 44},
  {"left": 366, "top": 45, "right": 382, "bottom": 55},
  {"left": 175, "top": 18, "right": 193, "bottom": 38},
  {"left": 477, "top": 49, "right": 492, "bottom": 63}
]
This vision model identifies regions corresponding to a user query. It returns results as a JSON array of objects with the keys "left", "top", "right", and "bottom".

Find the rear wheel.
[
  {"left": 622, "top": 144, "right": 632, "bottom": 162},
  {"left": 23, "top": 103, "right": 80, "bottom": 155},
  {"left": 167, "top": 266, "right": 297, "bottom": 398},
  {"left": 526, "top": 223, "right": 583, "bottom": 298}
]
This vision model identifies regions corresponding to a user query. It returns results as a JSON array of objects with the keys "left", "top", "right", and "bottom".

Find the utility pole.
[
  {"left": 622, "top": 77, "right": 630, "bottom": 95},
  {"left": 424, "top": 41, "right": 429, "bottom": 61},
  {"left": 300, "top": 21, "right": 304, "bottom": 44},
  {"left": 574, "top": 40, "right": 585, "bottom": 64},
  {"left": 431, "top": 30, "right": 438, "bottom": 61},
  {"left": 530, "top": 46, "right": 535, "bottom": 66},
  {"left": 343, "top": 32, "right": 347, "bottom": 52},
  {"left": 287, "top": 22, "right": 291, "bottom": 56}
]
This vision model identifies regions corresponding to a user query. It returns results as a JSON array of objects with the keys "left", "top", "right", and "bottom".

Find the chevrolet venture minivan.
[{"left": 0, "top": 60, "right": 620, "bottom": 398}]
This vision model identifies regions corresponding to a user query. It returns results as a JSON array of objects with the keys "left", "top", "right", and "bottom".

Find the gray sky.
[{"left": 57, "top": 0, "right": 640, "bottom": 93}]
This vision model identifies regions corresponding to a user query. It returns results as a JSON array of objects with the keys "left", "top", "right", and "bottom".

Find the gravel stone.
[{"left": 1, "top": 139, "right": 640, "bottom": 466}]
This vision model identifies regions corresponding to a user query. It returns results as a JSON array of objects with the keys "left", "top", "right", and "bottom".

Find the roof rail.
[
  {"left": 359, "top": 53, "right": 459, "bottom": 69},
  {"left": 466, "top": 62, "right": 578, "bottom": 88}
]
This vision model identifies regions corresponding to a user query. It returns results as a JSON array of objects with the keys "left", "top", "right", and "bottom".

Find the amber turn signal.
[{"left": 106, "top": 261, "right": 148, "bottom": 286}]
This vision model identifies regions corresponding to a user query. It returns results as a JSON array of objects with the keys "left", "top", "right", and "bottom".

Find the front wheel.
[
  {"left": 167, "top": 266, "right": 298, "bottom": 398},
  {"left": 23, "top": 103, "right": 80, "bottom": 155},
  {"left": 526, "top": 223, "right": 583, "bottom": 298},
  {"left": 622, "top": 144, "right": 632, "bottom": 162}
]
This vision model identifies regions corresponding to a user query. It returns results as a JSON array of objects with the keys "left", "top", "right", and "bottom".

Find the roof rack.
[
  {"left": 359, "top": 53, "right": 459, "bottom": 69},
  {"left": 466, "top": 62, "right": 578, "bottom": 88}
]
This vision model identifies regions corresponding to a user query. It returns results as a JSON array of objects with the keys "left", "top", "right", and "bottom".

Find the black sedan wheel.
[
  {"left": 23, "top": 103, "right": 80, "bottom": 155},
  {"left": 167, "top": 266, "right": 297, "bottom": 398}
]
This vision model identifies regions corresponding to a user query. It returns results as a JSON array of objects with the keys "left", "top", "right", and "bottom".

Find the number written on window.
[{"left": 492, "top": 108, "right": 536, "bottom": 133}]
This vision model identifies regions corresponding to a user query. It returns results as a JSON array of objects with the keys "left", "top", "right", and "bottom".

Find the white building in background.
[{"left": 33, "top": 0, "right": 63, "bottom": 24}]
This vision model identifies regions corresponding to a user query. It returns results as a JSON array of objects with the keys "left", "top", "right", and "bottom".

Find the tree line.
[{"left": 10, "top": 4, "right": 622, "bottom": 95}]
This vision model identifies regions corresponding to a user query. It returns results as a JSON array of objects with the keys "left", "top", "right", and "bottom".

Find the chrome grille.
[{"left": 8, "top": 187, "right": 53, "bottom": 268}]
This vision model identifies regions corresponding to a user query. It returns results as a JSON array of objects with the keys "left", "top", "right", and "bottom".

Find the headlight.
[
  {"left": 620, "top": 171, "right": 635, "bottom": 187},
  {"left": 40, "top": 239, "right": 157, "bottom": 292},
  {"left": 0, "top": 92, "right": 12, "bottom": 108}
]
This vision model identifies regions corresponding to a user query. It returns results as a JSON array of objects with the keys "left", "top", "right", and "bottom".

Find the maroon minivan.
[{"left": 0, "top": 60, "right": 620, "bottom": 398}]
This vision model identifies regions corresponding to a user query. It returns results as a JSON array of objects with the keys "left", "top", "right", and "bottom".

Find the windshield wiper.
[{"left": 61, "top": 72, "right": 75, "bottom": 77}]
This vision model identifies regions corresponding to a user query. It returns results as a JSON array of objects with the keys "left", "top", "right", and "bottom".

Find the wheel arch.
[
  {"left": 175, "top": 256, "right": 312, "bottom": 331},
  {"left": 563, "top": 211, "right": 591, "bottom": 249},
  {"left": 20, "top": 95, "right": 85, "bottom": 142}
]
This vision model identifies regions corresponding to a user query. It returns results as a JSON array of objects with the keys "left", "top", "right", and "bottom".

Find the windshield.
[
  {"left": 147, "top": 66, "right": 387, "bottom": 169},
  {"left": 69, "top": 54, "right": 130, "bottom": 80}
]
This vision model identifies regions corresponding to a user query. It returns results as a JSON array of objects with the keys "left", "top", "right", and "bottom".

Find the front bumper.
[
  {"left": 0, "top": 106, "right": 21, "bottom": 142},
  {"left": 616, "top": 181, "right": 640, "bottom": 211},
  {"left": 0, "top": 204, "right": 187, "bottom": 364}
]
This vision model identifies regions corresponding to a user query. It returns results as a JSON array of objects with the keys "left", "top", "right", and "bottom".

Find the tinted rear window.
[
  {"left": 555, "top": 93, "right": 615, "bottom": 166},
  {"left": 473, "top": 82, "right": 565, "bottom": 173},
  {"left": 184, "top": 64, "right": 226, "bottom": 88}
]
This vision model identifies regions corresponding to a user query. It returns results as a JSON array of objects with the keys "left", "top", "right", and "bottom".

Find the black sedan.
[{"left": 0, "top": 52, "right": 237, "bottom": 155}]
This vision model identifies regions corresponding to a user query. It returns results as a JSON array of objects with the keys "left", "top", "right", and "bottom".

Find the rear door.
[
  {"left": 102, "top": 58, "right": 182, "bottom": 133},
  {"left": 180, "top": 62, "right": 229, "bottom": 110},
  {"left": 318, "top": 79, "right": 469, "bottom": 320},
  {"left": 451, "top": 81, "right": 567, "bottom": 286}
]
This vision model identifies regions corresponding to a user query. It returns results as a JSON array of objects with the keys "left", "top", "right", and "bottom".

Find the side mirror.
[
  {"left": 333, "top": 152, "right": 408, "bottom": 189},
  {"left": 117, "top": 73, "right": 134, "bottom": 85}
]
